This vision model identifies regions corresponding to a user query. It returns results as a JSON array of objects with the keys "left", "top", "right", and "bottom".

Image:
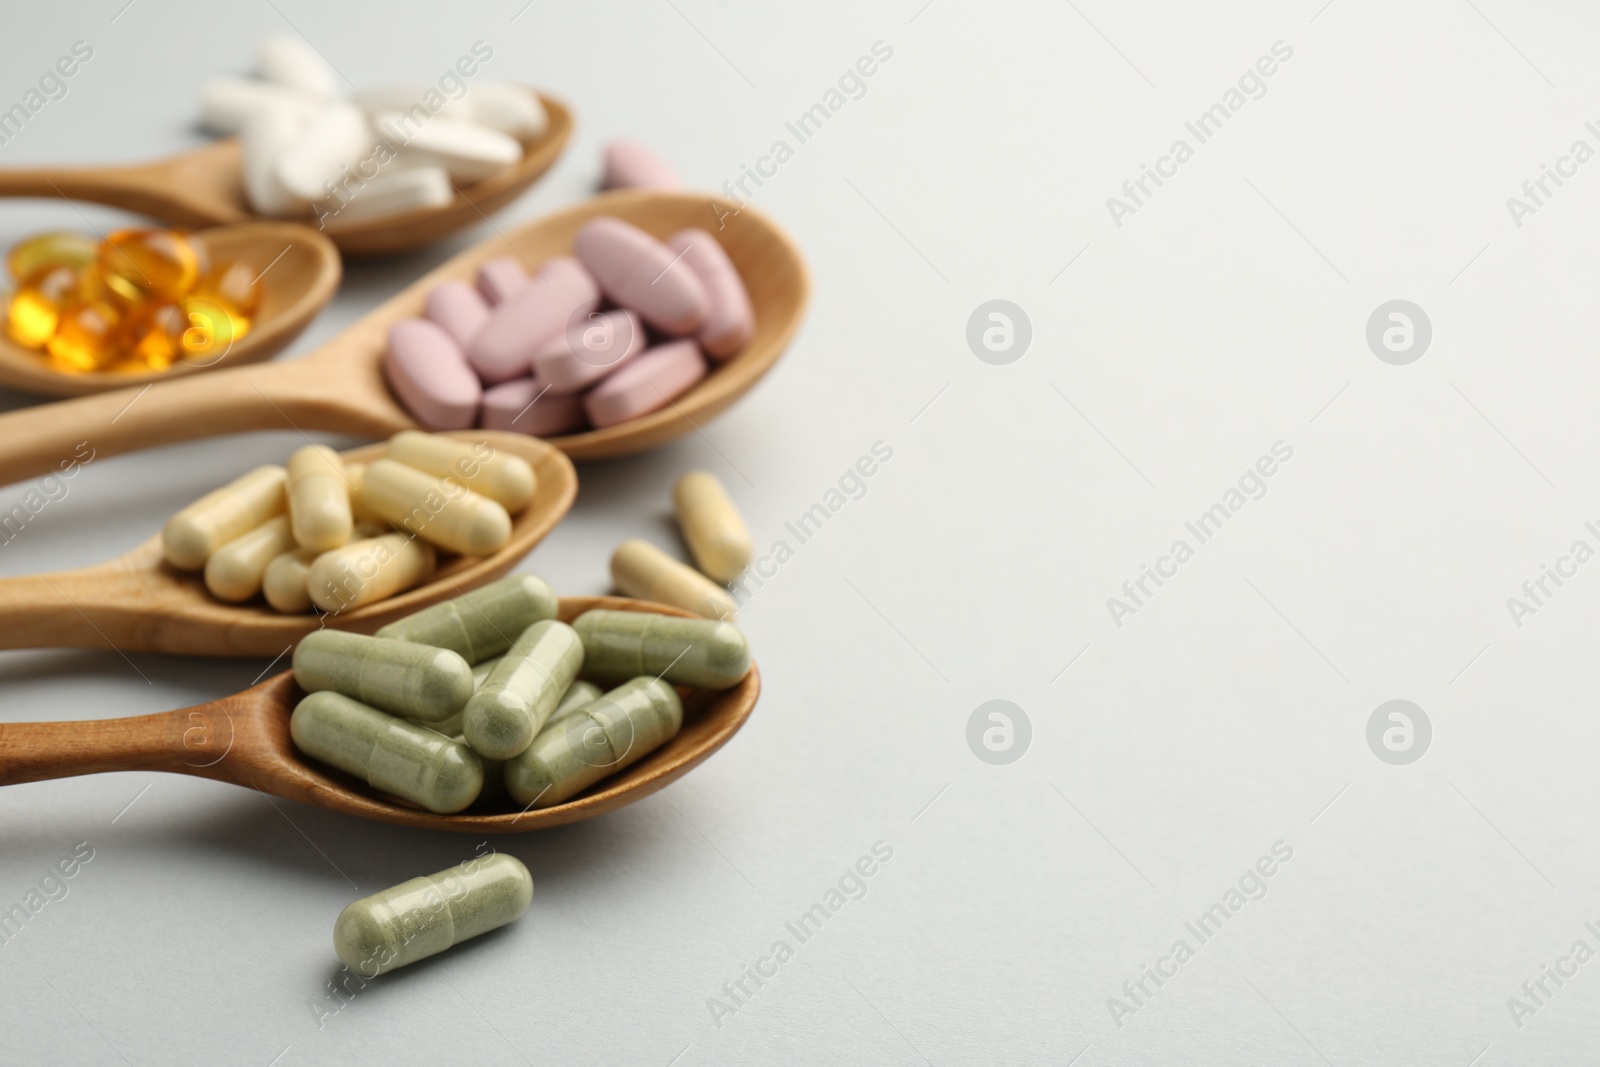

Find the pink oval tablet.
[
  {"left": 383, "top": 318, "right": 482, "bottom": 430},
  {"left": 466, "top": 256, "right": 600, "bottom": 385},
  {"left": 477, "top": 256, "right": 529, "bottom": 305},
  {"left": 425, "top": 280, "right": 491, "bottom": 349},
  {"left": 532, "top": 309, "right": 646, "bottom": 396},
  {"left": 602, "top": 139, "right": 680, "bottom": 190},
  {"left": 573, "top": 217, "right": 707, "bottom": 336},
  {"left": 583, "top": 340, "right": 707, "bottom": 429},
  {"left": 481, "top": 378, "right": 589, "bottom": 437},
  {"left": 667, "top": 228, "right": 753, "bottom": 360}
]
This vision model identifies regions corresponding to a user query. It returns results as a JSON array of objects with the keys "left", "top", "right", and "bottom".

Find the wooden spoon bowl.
[
  {"left": 0, "top": 430, "right": 576, "bottom": 656},
  {"left": 0, "top": 222, "right": 341, "bottom": 397},
  {"left": 0, "top": 92, "right": 573, "bottom": 257},
  {"left": 0, "top": 597, "right": 759, "bottom": 832},
  {"left": 0, "top": 190, "right": 808, "bottom": 484}
]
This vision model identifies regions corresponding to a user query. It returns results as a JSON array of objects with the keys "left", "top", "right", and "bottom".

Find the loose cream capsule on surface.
[
  {"left": 163, "top": 465, "right": 287, "bottom": 570},
  {"left": 293, "top": 629, "right": 474, "bottom": 723},
  {"left": 385, "top": 430, "right": 536, "bottom": 512},
  {"left": 332, "top": 853, "right": 532, "bottom": 977},
  {"left": 673, "top": 471, "right": 752, "bottom": 583},
  {"left": 290, "top": 691, "right": 483, "bottom": 814},
  {"left": 359, "top": 459, "right": 512, "bottom": 556},
  {"left": 504, "top": 677, "right": 683, "bottom": 808},
  {"left": 263, "top": 548, "right": 317, "bottom": 614},
  {"left": 611, "top": 538, "right": 735, "bottom": 620},
  {"left": 204, "top": 515, "right": 296, "bottom": 602},
  {"left": 287, "top": 444, "right": 354, "bottom": 552},
  {"left": 376, "top": 574, "right": 558, "bottom": 663},
  {"left": 462, "top": 620, "right": 584, "bottom": 760},
  {"left": 574, "top": 609, "right": 751, "bottom": 690},
  {"left": 308, "top": 532, "right": 435, "bottom": 613}
]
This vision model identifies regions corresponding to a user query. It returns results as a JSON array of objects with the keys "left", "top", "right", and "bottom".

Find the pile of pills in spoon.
[
  {"left": 200, "top": 35, "right": 546, "bottom": 223},
  {"left": 384, "top": 216, "right": 754, "bottom": 436}
]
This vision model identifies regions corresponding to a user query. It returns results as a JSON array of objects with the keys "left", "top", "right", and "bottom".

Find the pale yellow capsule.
[
  {"left": 673, "top": 471, "right": 752, "bottom": 583},
  {"left": 309, "top": 531, "right": 436, "bottom": 613},
  {"left": 360, "top": 459, "right": 511, "bottom": 556},
  {"left": 162, "top": 465, "right": 287, "bottom": 570},
  {"left": 342, "top": 462, "right": 388, "bottom": 526},
  {"left": 386, "top": 431, "right": 536, "bottom": 512},
  {"left": 262, "top": 548, "right": 317, "bottom": 614},
  {"left": 610, "top": 539, "right": 736, "bottom": 620},
  {"left": 287, "top": 444, "right": 353, "bottom": 551},
  {"left": 205, "top": 515, "right": 297, "bottom": 602}
]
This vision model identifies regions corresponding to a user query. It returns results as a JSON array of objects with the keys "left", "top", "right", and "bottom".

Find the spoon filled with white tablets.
[{"left": 0, "top": 35, "right": 572, "bottom": 256}]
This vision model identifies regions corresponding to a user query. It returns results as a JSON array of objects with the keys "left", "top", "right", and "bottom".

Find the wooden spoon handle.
[
  {"left": 0, "top": 706, "right": 228, "bottom": 786},
  {"left": 0, "top": 160, "right": 228, "bottom": 229}
]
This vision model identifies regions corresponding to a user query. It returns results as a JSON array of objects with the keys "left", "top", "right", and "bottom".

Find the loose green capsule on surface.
[
  {"left": 505, "top": 677, "right": 683, "bottom": 808},
  {"left": 375, "top": 575, "right": 558, "bottom": 664},
  {"left": 293, "top": 629, "right": 474, "bottom": 723},
  {"left": 290, "top": 691, "right": 484, "bottom": 814},
  {"left": 573, "top": 609, "right": 750, "bottom": 689},
  {"left": 462, "top": 620, "right": 584, "bottom": 760},
  {"left": 333, "top": 853, "right": 532, "bottom": 977}
]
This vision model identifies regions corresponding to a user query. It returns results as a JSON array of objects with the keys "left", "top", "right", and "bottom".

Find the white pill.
[
  {"left": 199, "top": 77, "right": 316, "bottom": 135},
  {"left": 467, "top": 83, "right": 548, "bottom": 138},
  {"left": 241, "top": 103, "right": 312, "bottom": 217},
  {"left": 353, "top": 86, "right": 474, "bottom": 124},
  {"left": 380, "top": 113, "right": 521, "bottom": 182},
  {"left": 255, "top": 34, "right": 337, "bottom": 98},
  {"left": 275, "top": 101, "right": 372, "bottom": 202},
  {"left": 332, "top": 167, "right": 454, "bottom": 222}
]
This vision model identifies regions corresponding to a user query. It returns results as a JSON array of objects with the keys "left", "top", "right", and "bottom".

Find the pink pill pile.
[{"left": 382, "top": 216, "right": 754, "bottom": 438}]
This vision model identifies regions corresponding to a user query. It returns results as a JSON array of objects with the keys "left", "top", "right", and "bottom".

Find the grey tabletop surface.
[{"left": 1, "top": 1, "right": 1597, "bottom": 1064}]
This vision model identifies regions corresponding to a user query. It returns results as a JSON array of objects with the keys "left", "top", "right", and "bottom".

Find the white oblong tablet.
[
  {"left": 353, "top": 85, "right": 474, "bottom": 124},
  {"left": 199, "top": 77, "right": 316, "bottom": 135},
  {"left": 333, "top": 167, "right": 454, "bottom": 222},
  {"left": 256, "top": 34, "right": 337, "bottom": 98},
  {"left": 467, "top": 83, "right": 548, "bottom": 138},
  {"left": 275, "top": 101, "right": 372, "bottom": 202},
  {"left": 241, "top": 102, "right": 313, "bottom": 217},
  {"left": 380, "top": 113, "right": 522, "bottom": 182}
]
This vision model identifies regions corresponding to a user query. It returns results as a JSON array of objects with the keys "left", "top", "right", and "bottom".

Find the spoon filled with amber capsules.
[{"left": 0, "top": 223, "right": 339, "bottom": 398}]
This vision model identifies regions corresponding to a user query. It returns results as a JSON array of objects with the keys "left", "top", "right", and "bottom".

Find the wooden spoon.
[
  {"left": 0, "top": 221, "right": 341, "bottom": 398},
  {"left": 0, "top": 92, "right": 573, "bottom": 257},
  {"left": 0, "top": 597, "right": 758, "bottom": 833},
  {"left": 0, "top": 190, "right": 807, "bottom": 484},
  {"left": 0, "top": 429, "right": 575, "bottom": 656}
]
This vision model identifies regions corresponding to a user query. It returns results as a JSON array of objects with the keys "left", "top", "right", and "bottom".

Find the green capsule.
[
  {"left": 334, "top": 853, "right": 532, "bottom": 977},
  {"left": 290, "top": 691, "right": 484, "bottom": 813},
  {"left": 573, "top": 610, "right": 750, "bottom": 689},
  {"left": 293, "top": 629, "right": 473, "bottom": 723},
  {"left": 505, "top": 677, "right": 683, "bottom": 808},
  {"left": 471, "top": 655, "right": 504, "bottom": 690},
  {"left": 548, "top": 680, "right": 602, "bottom": 729},
  {"left": 462, "top": 620, "right": 584, "bottom": 760},
  {"left": 375, "top": 575, "right": 558, "bottom": 664}
]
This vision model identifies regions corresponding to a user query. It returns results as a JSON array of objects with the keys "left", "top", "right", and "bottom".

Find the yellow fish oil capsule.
[
  {"left": 163, "top": 465, "right": 287, "bottom": 570},
  {"left": 5, "top": 264, "right": 78, "bottom": 348},
  {"left": 287, "top": 444, "right": 354, "bottom": 551},
  {"left": 385, "top": 431, "right": 536, "bottom": 512},
  {"left": 673, "top": 471, "right": 752, "bottom": 583},
  {"left": 611, "top": 538, "right": 736, "bottom": 620},
  {"left": 120, "top": 302, "right": 188, "bottom": 370},
  {"left": 204, "top": 515, "right": 296, "bottom": 602},
  {"left": 308, "top": 531, "right": 435, "bottom": 613},
  {"left": 262, "top": 548, "right": 317, "bottom": 613},
  {"left": 47, "top": 301, "right": 123, "bottom": 371},
  {"left": 8, "top": 231, "right": 95, "bottom": 280},
  {"left": 505, "top": 677, "right": 683, "bottom": 808},
  {"left": 98, "top": 228, "right": 205, "bottom": 300},
  {"left": 359, "top": 458, "right": 511, "bottom": 557},
  {"left": 190, "top": 261, "right": 261, "bottom": 326},
  {"left": 290, "top": 691, "right": 483, "bottom": 814},
  {"left": 332, "top": 853, "right": 532, "bottom": 977}
]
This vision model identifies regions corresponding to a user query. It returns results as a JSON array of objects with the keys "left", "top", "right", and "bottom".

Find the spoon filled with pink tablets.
[{"left": 0, "top": 190, "right": 809, "bottom": 486}]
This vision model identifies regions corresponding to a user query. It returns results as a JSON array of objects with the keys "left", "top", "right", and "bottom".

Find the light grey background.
[{"left": 0, "top": 0, "right": 1595, "bottom": 1063}]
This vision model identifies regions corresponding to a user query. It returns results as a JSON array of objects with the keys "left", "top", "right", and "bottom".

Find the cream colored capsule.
[
  {"left": 287, "top": 444, "right": 354, "bottom": 552},
  {"left": 309, "top": 532, "right": 435, "bottom": 613},
  {"left": 204, "top": 516, "right": 296, "bottom": 602},
  {"left": 673, "top": 471, "right": 752, "bottom": 583},
  {"left": 611, "top": 539, "right": 736, "bottom": 620},
  {"left": 163, "top": 465, "right": 287, "bottom": 570},
  {"left": 342, "top": 463, "right": 388, "bottom": 526},
  {"left": 360, "top": 459, "right": 511, "bottom": 556},
  {"left": 262, "top": 548, "right": 317, "bottom": 614},
  {"left": 386, "top": 431, "right": 535, "bottom": 512}
]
